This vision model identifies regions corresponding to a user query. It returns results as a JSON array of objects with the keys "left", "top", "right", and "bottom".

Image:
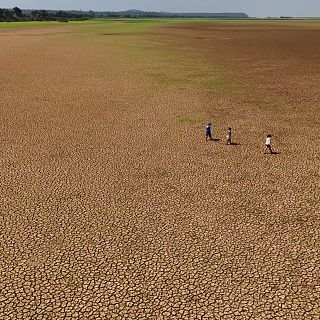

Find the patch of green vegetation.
[
  {"left": 145, "top": 62, "right": 233, "bottom": 91},
  {"left": 70, "top": 18, "right": 182, "bottom": 35},
  {"left": 146, "top": 70, "right": 184, "bottom": 86},
  {"left": 1, "top": 18, "right": 320, "bottom": 30},
  {"left": 207, "top": 76, "right": 233, "bottom": 89},
  {"left": 0, "top": 18, "right": 233, "bottom": 31},
  {"left": 0, "top": 21, "right": 64, "bottom": 28},
  {"left": 0, "top": 19, "right": 104, "bottom": 29}
]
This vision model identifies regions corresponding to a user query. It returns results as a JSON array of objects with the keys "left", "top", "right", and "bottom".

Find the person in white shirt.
[{"left": 265, "top": 134, "right": 273, "bottom": 154}]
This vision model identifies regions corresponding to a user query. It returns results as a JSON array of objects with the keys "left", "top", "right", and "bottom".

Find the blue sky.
[{"left": 0, "top": 0, "right": 319, "bottom": 17}]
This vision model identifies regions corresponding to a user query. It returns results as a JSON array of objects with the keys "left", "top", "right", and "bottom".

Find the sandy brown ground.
[{"left": 0, "top": 21, "right": 319, "bottom": 319}]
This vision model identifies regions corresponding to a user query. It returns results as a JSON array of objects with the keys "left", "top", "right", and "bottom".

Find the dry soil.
[{"left": 0, "top": 20, "right": 319, "bottom": 319}]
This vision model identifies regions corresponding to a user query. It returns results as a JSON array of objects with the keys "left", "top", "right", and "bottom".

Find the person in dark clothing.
[{"left": 205, "top": 123, "right": 212, "bottom": 141}]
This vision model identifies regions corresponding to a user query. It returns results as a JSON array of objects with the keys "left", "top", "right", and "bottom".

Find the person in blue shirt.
[{"left": 205, "top": 123, "right": 212, "bottom": 141}]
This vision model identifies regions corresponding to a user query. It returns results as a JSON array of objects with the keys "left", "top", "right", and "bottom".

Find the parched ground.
[{"left": 0, "top": 20, "right": 319, "bottom": 319}]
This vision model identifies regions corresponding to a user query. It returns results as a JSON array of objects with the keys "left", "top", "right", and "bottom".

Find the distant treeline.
[
  {"left": 92, "top": 10, "right": 249, "bottom": 19},
  {"left": 0, "top": 7, "right": 94, "bottom": 22},
  {"left": 0, "top": 8, "right": 249, "bottom": 22}
]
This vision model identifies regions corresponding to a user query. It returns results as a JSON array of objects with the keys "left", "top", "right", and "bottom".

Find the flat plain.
[{"left": 0, "top": 19, "right": 319, "bottom": 319}]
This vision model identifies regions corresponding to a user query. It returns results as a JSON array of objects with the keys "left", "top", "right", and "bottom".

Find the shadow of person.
[
  {"left": 271, "top": 151, "right": 281, "bottom": 155},
  {"left": 230, "top": 142, "right": 240, "bottom": 146},
  {"left": 211, "top": 138, "right": 220, "bottom": 142}
]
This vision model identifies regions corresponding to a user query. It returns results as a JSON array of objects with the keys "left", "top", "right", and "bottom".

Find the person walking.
[
  {"left": 265, "top": 134, "right": 273, "bottom": 154},
  {"left": 226, "top": 127, "right": 232, "bottom": 145},
  {"left": 205, "top": 123, "right": 212, "bottom": 141}
]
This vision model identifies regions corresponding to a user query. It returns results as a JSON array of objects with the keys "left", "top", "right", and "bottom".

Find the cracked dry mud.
[{"left": 0, "top": 21, "right": 319, "bottom": 319}]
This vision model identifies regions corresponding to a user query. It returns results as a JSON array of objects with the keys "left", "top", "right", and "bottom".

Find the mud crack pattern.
[{"left": 0, "top": 21, "right": 319, "bottom": 319}]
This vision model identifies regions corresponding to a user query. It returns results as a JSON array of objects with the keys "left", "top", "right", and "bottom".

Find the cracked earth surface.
[{"left": 0, "top": 21, "right": 319, "bottom": 319}]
